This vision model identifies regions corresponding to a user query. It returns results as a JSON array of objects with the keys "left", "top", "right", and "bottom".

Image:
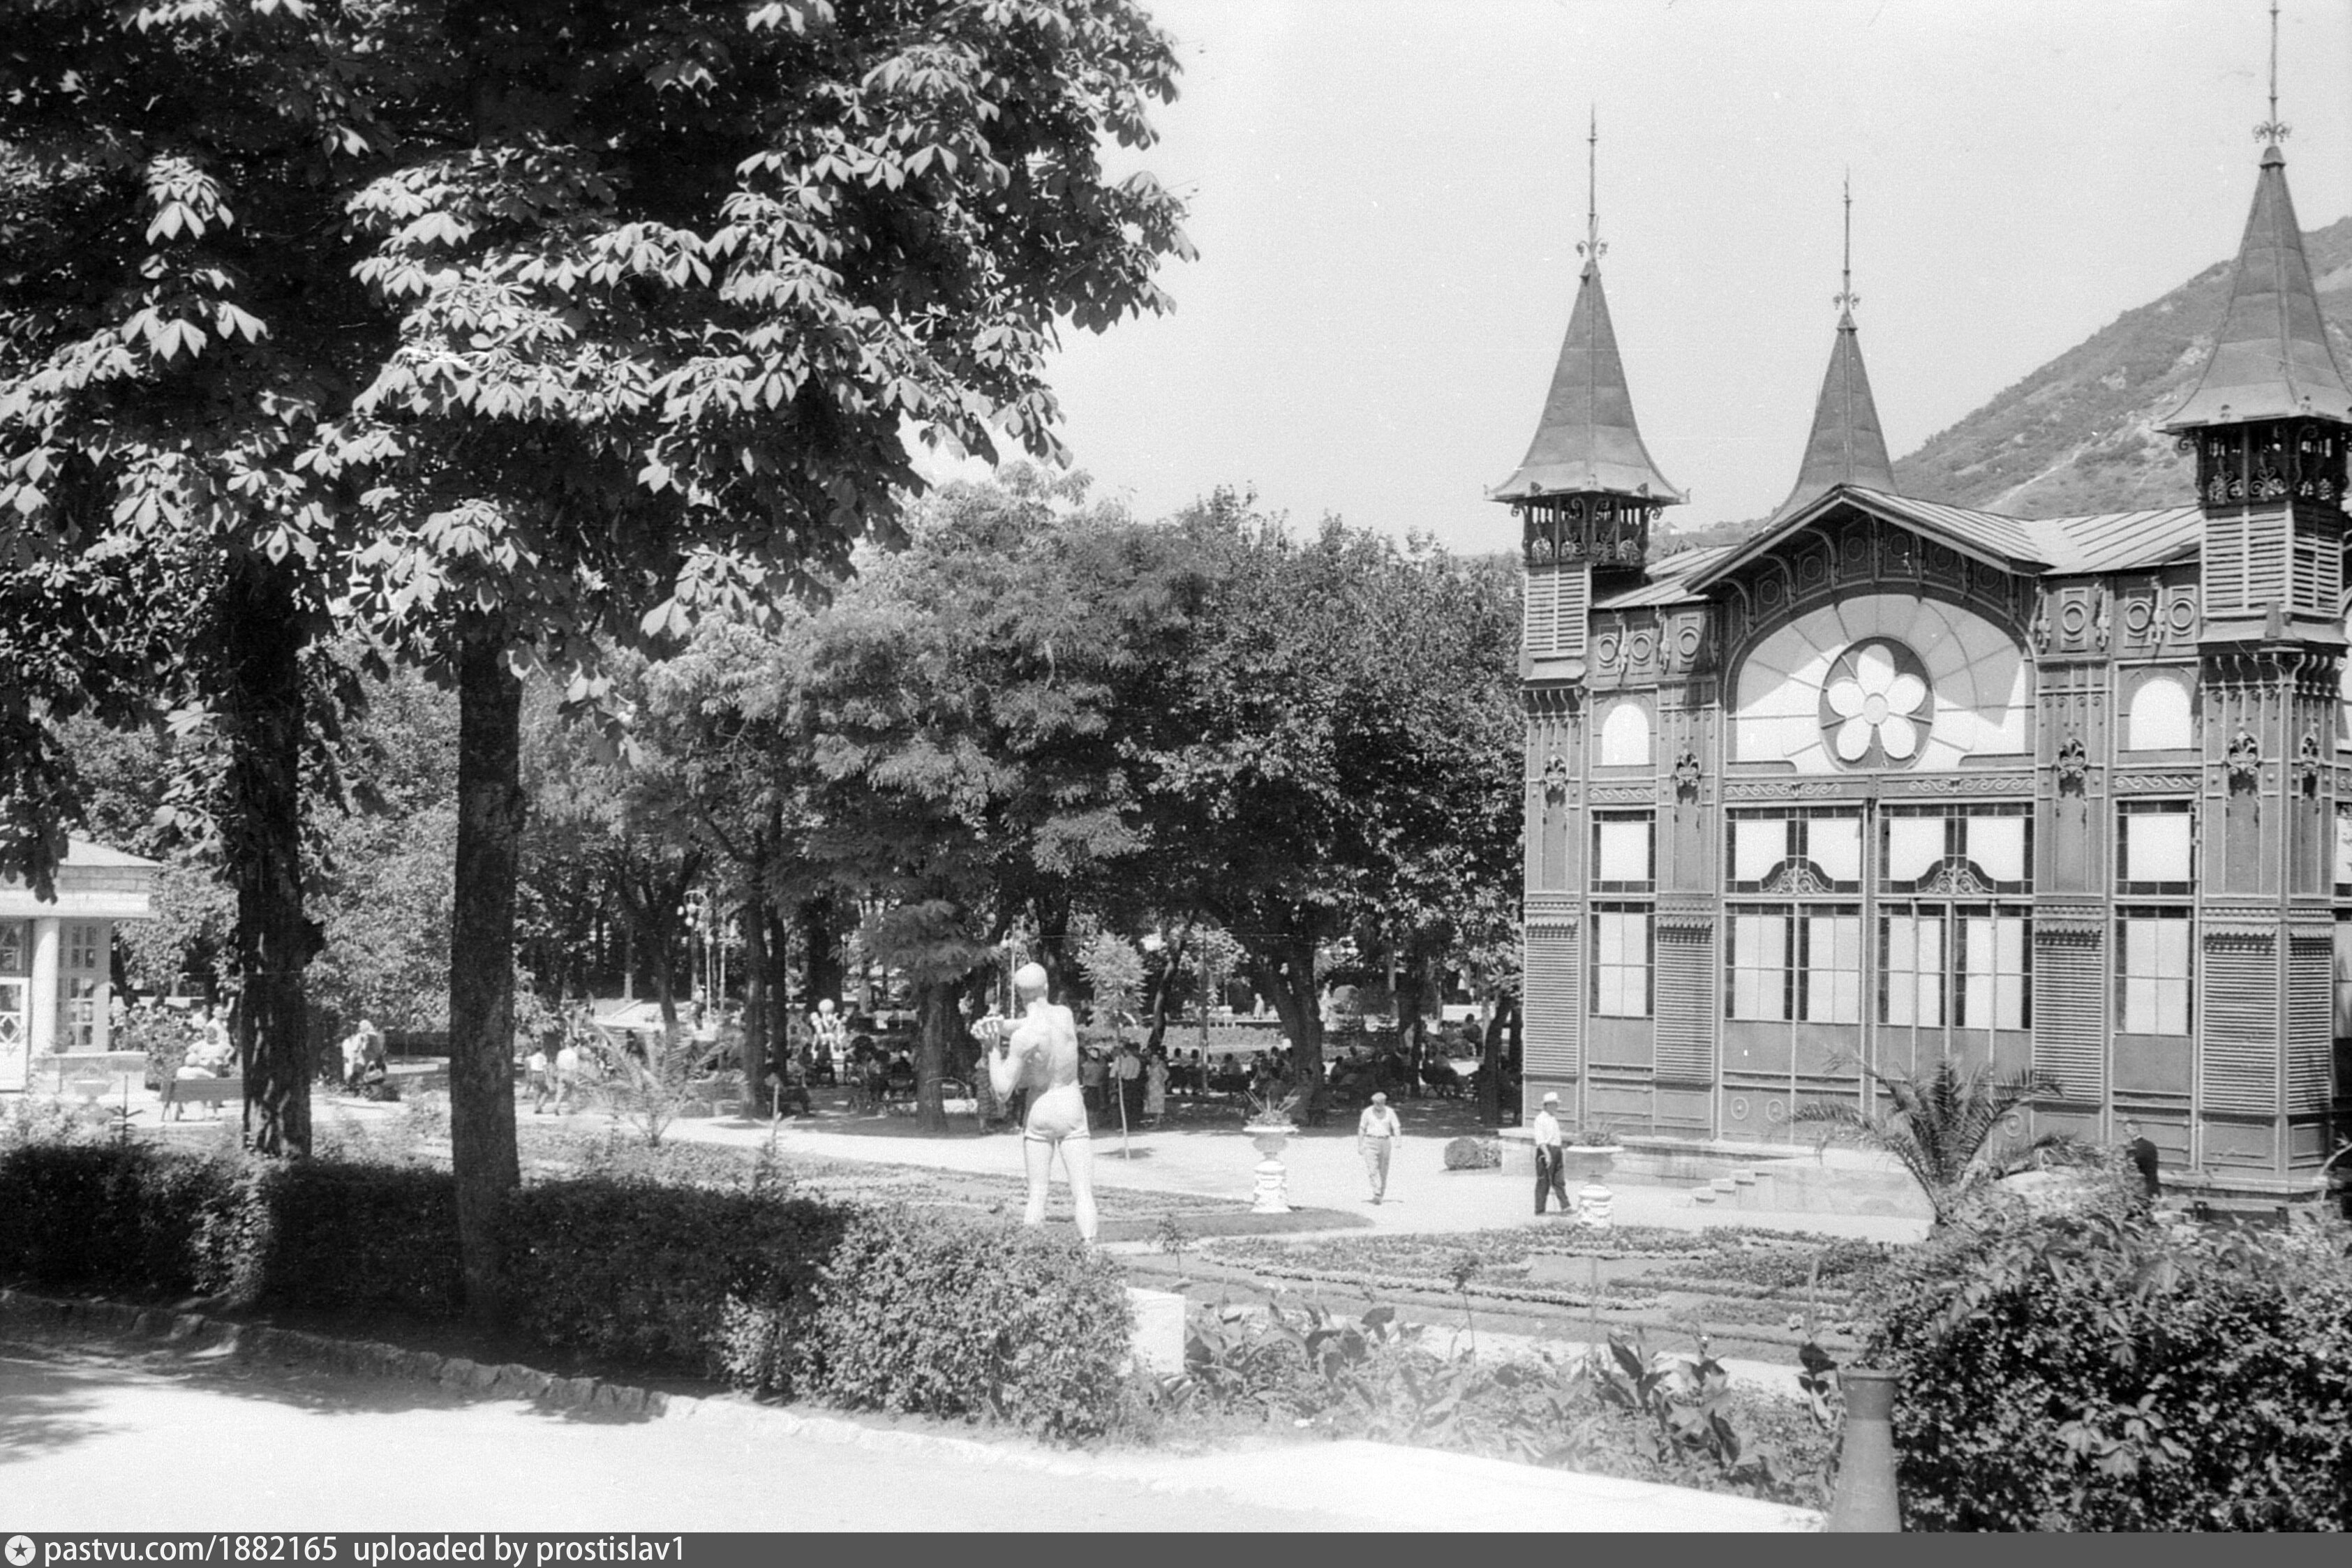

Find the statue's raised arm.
[{"left": 977, "top": 1008, "right": 1029, "bottom": 1103}]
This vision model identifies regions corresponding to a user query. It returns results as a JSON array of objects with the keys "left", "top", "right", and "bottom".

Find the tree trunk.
[
  {"left": 1142, "top": 925, "right": 1191, "bottom": 1055},
  {"left": 1479, "top": 1006, "right": 1503, "bottom": 1126},
  {"left": 801, "top": 895, "right": 842, "bottom": 1013},
  {"left": 914, "top": 976, "right": 953, "bottom": 1134},
  {"left": 1247, "top": 934, "right": 1325, "bottom": 1110},
  {"left": 742, "top": 862, "right": 769, "bottom": 1090},
  {"left": 449, "top": 636, "right": 523, "bottom": 1325},
  {"left": 1030, "top": 890, "right": 1073, "bottom": 997},
  {"left": 219, "top": 560, "right": 319, "bottom": 1157}
]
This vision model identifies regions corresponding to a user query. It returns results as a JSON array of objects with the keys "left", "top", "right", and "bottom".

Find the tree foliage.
[{"left": 1119, "top": 494, "right": 1521, "bottom": 1100}]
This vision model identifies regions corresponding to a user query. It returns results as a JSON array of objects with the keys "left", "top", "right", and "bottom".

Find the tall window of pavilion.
[
  {"left": 2115, "top": 801, "right": 2195, "bottom": 1047},
  {"left": 1591, "top": 812, "right": 1654, "bottom": 1017},
  {"left": 62, "top": 922, "right": 105, "bottom": 1052},
  {"left": 1722, "top": 808, "right": 1865, "bottom": 1043},
  {"left": 1877, "top": 805, "right": 2033, "bottom": 1075}
]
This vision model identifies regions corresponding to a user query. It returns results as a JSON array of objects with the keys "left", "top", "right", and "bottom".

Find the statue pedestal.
[
  {"left": 1577, "top": 1181, "right": 1616, "bottom": 1230},
  {"left": 1247, "top": 1123, "right": 1294, "bottom": 1214}
]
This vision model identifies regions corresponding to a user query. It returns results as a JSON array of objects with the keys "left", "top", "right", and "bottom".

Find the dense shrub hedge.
[
  {"left": 792, "top": 1207, "right": 1132, "bottom": 1439},
  {"left": 1865, "top": 1198, "right": 2352, "bottom": 1530},
  {"left": 0, "top": 1139, "right": 1126, "bottom": 1439},
  {"left": 0, "top": 1141, "right": 228, "bottom": 1297},
  {"left": 218, "top": 1160, "right": 466, "bottom": 1317},
  {"left": 505, "top": 1181, "right": 847, "bottom": 1371}
]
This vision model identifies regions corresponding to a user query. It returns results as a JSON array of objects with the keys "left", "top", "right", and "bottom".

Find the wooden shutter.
[
  {"left": 1524, "top": 918, "right": 1581, "bottom": 1079},
  {"left": 2201, "top": 932, "right": 2279, "bottom": 1115}
]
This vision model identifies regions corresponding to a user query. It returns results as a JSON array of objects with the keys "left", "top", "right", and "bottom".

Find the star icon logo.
[{"left": 6, "top": 1535, "right": 36, "bottom": 1567}]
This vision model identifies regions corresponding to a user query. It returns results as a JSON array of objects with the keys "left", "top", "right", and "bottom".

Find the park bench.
[{"left": 161, "top": 1075, "right": 242, "bottom": 1118}]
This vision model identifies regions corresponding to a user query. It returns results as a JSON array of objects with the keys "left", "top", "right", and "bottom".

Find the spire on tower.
[
  {"left": 1579, "top": 105, "right": 1606, "bottom": 273},
  {"left": 2162, "top": 3, "right": 2351, "bottom": 432},
  {"left": 1491, "top": 111, "right": 1681, "bottom": 507},
  {"left": 1772, "top": 174, "right": 1897, "bottom": 520},
  {"left": 2255, "top": 0, "right": 2290, "bottom": 145}
]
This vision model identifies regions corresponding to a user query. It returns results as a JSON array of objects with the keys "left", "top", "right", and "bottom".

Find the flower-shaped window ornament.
[{"left": 1819, "top": 639, "right": 1932, "bottom": 768}]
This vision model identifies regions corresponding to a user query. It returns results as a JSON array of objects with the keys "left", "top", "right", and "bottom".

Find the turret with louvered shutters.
[
  {"left": 1493, "top": 246, "right": 1683, "bottom": 686},
  {"left": 2163, "top": 139, "right": 2352, "bottom": 645}
]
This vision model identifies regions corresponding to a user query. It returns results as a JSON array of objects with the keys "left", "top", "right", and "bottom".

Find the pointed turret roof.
[
  {"left": 1491, "top": 256, "right": 1685, "bottom": 504},
  {"left": 2163, "top": 140, "right": 2352, "bottom": 429},
  {"left": 1772, "top": 307, "right": 1898, "bottom": 518}
]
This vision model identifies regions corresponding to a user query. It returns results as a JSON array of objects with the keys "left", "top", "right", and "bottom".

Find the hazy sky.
[{"left": 992, "top": 0, "right": 2352, "bottom": 553}]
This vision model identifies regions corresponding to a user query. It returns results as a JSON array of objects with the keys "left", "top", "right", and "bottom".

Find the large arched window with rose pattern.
[{"left": 1730, "top": 593, "right": 2032, "bottom": 772}]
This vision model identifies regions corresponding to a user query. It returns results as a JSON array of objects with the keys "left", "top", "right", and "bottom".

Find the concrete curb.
[{"left": 0, "top": 1286, "right": 1824, "bottom": 1528}]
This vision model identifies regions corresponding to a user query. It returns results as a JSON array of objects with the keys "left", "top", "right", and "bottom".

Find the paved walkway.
[
  {"left": 121, "top": 1079, "right": 1931, "bottom": 1244},
  {"left": 663, "top": 1107, "right": 1935, "bottom": 1245},
  {"left": 0, "top": 1334, "right": 1819, "bottom": 1532}
]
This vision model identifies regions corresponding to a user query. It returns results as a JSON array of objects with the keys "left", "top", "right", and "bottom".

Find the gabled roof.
[
  {"left": 1667, "top": 489, "right": 2203, "bottom": 598},
  {"left": 1491, "top": 260, "right": 1684, "bottom": 504},
  {"left": 1688, "top": 486, "right": 2045, "bottom": 590},
  {"left": 2162, "top": 142, "right": 2352, "bottom": 429},
  {"left": 1773, "top": 311, "right": 1898, "bottom": 519},
  {"left": 62, "top": 837, "right": 158, "bottom": 869}
]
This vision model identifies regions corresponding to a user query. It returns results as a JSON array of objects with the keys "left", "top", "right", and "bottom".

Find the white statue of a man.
[{"left": 979, "top": 962, "right": 1098, "bottom": 1242}]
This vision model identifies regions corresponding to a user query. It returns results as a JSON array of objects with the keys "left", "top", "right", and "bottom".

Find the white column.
[
  {"left": 90, "top": 921, "right": 112, "bottom": 1054},
  {"left": 27, "top": 916, "right": 59, "bottom": 1058}
]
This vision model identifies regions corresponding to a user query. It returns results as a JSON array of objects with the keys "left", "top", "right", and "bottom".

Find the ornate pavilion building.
[{"left": 1503, "top": 128, "right": 2349, "bottom": 1201}]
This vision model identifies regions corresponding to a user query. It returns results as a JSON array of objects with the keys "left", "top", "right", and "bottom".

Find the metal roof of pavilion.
[
  {"left": 2027, "top": 506, "right": 2205, "bottom": 574},
  {"left": 2162, "top": 142, "right": 2352, "bottom": 430},
  {"left": 1676, "top": 489, "right": 2208, "bottom": 596},
  {"left": 1490, "top": 260, "right": 1685, "bottom": 505},
  {"left": 1592, "top": 544, "right": 1729, "bottom": 609}
]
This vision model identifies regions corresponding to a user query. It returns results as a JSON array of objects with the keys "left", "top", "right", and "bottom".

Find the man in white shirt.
[
  {"left": 1357, "top": 1091, "right": 1403, "bottom": 1204},
  {"left": 1531, "top": 1090, "right": 1570, "bottom": 1214}
]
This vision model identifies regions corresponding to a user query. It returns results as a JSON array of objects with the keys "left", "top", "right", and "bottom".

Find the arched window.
[
  {"left": 1730, "top": 592, "right": 2031, "bottom": 772},
  {"left": 1598, "top": 702, "right": 1652, "bottom": 768},
  {"left": 2124, "top": 675, "right": 2194, "bottom": 752}
]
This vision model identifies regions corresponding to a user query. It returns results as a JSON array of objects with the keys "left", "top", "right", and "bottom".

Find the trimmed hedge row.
[{"left": 0, "top": 1140, "right": 1132, "bottom": 1439}]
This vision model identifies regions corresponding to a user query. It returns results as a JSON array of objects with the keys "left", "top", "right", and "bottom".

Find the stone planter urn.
[
  {"left": 1246, "top": 1122, "right": 1295, "bottom": 1214},
  {"left": 1558, "top": 1144, "right": 1623, "bottom": 1184},
  {"left": 1563, "top": 1144, "right": 1623, "bottom": 1230}
]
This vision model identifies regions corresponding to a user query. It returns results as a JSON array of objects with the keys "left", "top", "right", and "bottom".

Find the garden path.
[
  {"left": 0, "top": 1334, "right": 1819, "bottom": 1532},
  {"left": 651, "top": 1107, "right": 1933, "bottom": 1246}
]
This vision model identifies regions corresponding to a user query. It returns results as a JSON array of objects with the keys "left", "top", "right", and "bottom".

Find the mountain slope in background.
[
  {"left": 1662, "top": 215, "right": 2352, "bottom": 550},
  {"left": 1895, "top": 214, "right": 2352, "bottom": 516}
]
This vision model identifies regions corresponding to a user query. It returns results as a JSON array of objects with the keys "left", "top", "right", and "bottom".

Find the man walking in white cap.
[
  {"left": 1531, "top": 1091, "right": 1570, "bottom": 1214},
  {"left": 1357, "top": 1091, "right": 1403, "bottom": 1204}
]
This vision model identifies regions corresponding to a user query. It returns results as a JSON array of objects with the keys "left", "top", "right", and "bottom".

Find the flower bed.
[{"left": 1164, "top": 1298, "right": 1840, "bottom": 1511}]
